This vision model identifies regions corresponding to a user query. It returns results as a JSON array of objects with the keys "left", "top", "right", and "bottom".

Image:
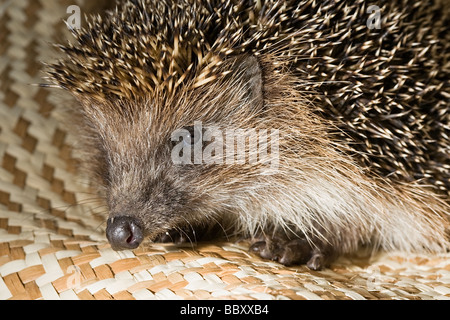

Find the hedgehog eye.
[
  {"left": 170, "top": 125, "right": 203, "bottom": 153},
  {"left": 183, "top": 126, "right": 202, "bottom": 146}
]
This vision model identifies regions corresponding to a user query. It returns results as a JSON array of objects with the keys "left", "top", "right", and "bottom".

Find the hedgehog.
[{"left": 45, "top": 0, "right": 450, "bottom": 270}]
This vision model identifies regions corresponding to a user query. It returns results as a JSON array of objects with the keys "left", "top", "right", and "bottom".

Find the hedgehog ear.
[{"left": 233, "top": 55, "right": 264, "bottom": 107}]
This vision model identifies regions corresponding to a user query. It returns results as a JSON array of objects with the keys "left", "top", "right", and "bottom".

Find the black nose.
[{"left": 106, "top": 216, "right": 143, "bottom": 250}]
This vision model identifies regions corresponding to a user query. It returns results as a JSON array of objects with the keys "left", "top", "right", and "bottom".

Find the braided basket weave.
[{"left": 0, "top": 0, "right": 449, "bottom": 300}]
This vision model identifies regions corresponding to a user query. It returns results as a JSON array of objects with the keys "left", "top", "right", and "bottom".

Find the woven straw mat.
[{"left": 0, "top": 0, "right": 449, "bottom": 300}]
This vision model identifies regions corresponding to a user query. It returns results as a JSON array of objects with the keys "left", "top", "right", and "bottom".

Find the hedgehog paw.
[
  {"left": 154, "top": 228, "right": 198, "bottom": 244},
  {"left": 249, "top": 237, "right": 334, "bottom": 270}
]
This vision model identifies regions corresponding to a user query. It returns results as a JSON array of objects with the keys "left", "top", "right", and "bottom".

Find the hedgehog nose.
[{"left": 106, "top": 216, "right": 143, "bottom": 250}]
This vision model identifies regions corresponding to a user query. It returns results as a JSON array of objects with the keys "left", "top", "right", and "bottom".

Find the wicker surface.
[{"left": 1, "top": 0, "right": 449, "bottom": 300}]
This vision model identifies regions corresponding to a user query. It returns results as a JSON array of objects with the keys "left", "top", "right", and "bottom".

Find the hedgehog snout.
[{"left": 106, "top": 216, "right": 144, "bottom": 250}]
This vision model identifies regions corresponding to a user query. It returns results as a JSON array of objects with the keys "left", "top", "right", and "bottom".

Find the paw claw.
[
  {"left": 154, "top": 229, "right": 194, "bottom": 244},
  {"left": 249, "top": 241, "right": 266, "bottom": 253},
  {"left": 306, "top": 253, "right": 324, "bottom": 271},
  {"left": 154, "top": 232, "right": 173, "bottom": 243}
]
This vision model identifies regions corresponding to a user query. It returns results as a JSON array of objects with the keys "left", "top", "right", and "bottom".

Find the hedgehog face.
[{"left": 99, "top": 55, "right": 268, "bottom": 250}]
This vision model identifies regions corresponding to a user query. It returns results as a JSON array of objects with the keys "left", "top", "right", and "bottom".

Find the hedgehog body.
[{"left": 48, "top": 0, "right": 450, "bottom": 269}]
